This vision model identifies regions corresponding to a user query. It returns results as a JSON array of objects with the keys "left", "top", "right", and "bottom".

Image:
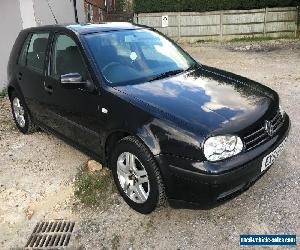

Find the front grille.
[
  {"left": 25, "top": 220, "right": 75, "bottom": 249},
  {"left": 243, "top": 110, "right": 284, "bottom": 151}
]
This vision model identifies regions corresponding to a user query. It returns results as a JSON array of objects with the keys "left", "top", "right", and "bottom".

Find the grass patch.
[
  {"left": 0, "top": 87, "right": 7, "bottom": 98},
  {"left": 230, "top": 36, "right": 273, "bottom": 42},
  {"left": 229, "top": 36, "right": 294, "bottom": 42},
  {"left": 196, "top": 39, "right": 215, "bottom": 43},
  {"left": 144, "top": 217, "right": 155, "bottom": 234},
  {"left": 111, "top": 234, "right": 121, "bottom": 250},
  {"left": 74, "top": 166, "right": 117, "bottom": 208}
]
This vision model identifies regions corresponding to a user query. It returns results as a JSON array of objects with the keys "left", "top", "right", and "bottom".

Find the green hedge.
[{"left": 134, "top": 0, "right": 300, "bottom": 13}]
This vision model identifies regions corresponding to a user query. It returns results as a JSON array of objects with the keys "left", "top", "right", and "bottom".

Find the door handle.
[
  {"left": 18, "top": 72, "right": 23, "bottom": 81},
  {"left": 43, "top": 82, "right": 53, "bottom": 94}
]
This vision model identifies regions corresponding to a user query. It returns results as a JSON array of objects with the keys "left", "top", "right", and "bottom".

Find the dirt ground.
[{"left": 0, "top": 39, "right": 299, "bottom": 249}]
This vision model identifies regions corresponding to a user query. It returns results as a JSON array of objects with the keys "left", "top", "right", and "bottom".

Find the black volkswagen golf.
[{"left": 7, "top": 23, "right": 290, "bottom": 214}]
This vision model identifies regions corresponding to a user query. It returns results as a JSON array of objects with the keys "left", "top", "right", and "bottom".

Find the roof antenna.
[{"left": 46, "top": 0, "right": 58, "bottom": 24}]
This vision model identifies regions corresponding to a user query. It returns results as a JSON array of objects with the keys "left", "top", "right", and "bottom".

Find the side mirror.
[
  {"left": 60, "top": 73, "right": 95, "bottom": 92},
  {"left": 60, "top": 73, "right": 86, "bottom": 89}
]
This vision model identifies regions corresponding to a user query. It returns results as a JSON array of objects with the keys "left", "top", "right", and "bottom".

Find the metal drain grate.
[{"left": 25, "top": 220, "right": 75, "bottom": 249}]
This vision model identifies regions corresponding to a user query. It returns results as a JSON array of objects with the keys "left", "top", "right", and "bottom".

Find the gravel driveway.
[{"left": 0, "top": 39, "right": 299, "bottom": 249}]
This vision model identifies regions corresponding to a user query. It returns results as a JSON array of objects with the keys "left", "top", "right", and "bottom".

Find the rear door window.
[{"left": 26, "top": 33, "right": 50, "bottom": 73}]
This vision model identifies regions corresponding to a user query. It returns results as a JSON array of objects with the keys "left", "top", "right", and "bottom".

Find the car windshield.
[{"left": 84, "top": 28, "right": 197, "bottom": 86}]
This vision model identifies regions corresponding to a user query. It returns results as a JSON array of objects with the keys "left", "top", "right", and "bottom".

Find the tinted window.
[
  {"left": 85, "top": 29, "right": 196, "bottom": 86},
  {"left": 18, "top": 35, "right": 31, "bottom": 66},
  {"left": 26, "top": 33, "right": 49, "bottom": 73},
  {"left": 51, "top": 34, "right": 87, "bottom": 79}
]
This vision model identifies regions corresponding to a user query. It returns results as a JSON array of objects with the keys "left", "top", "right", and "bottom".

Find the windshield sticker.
[{"left": 130, "top": 52, "right": 137, "bottom": 61}]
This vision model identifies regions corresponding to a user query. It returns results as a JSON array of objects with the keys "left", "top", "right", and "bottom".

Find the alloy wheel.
[
  {"left": 117, "top": 152, "right": 150, "bottom": 204},
  {"left": 12, "top": 97, "right": 26, "bottom": 128}
]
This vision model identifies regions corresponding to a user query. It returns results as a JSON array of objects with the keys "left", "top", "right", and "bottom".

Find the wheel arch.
[
  {"left": 104, "top": 127, "right": 161, "bottom": 167},
  {"left": 7, "top": 83, "right": 24, "bottom": 103},
  {"left": 104, "top": 130, "right": 131, "bottom": 165},
  {"left": 7, "top": 85, "right": 15, "bottom": 100}
]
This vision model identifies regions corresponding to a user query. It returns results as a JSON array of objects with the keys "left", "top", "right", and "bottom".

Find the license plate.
[{"left": 261, "top": 137, "right": 287, "bottom": 172}]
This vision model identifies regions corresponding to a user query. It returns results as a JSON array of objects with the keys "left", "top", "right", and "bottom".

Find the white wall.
[
  {"left": 19, "top": 0, "right": 37, "bottom": 29},
  {"left": 76, "top": 0, "right": 86, "bottom": 23},
  {"left": 33, "top": 0, "right": 86, "bottom": 26},
  {"left": 0, "top": 0, "right": 23, "bottom": 89},
  {"left": 0, "top": 0, "right": 86, "bottom": 90}
]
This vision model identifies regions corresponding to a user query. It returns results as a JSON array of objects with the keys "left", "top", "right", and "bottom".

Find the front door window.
[{"left": 50, "top": 34, "right": 87, "bottom": 80}]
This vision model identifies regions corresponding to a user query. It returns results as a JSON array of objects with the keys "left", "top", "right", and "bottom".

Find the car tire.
[
  {"left": 110, "top": 136, "right": 166, "bottom": 214},
  {"left": 10, "top": 91, "right": 37, "bottom": 134}
]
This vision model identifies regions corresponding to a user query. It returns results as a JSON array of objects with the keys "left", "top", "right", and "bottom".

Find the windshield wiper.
[{"left": 149, "top": 69, "right": 184, "bottom": 82}]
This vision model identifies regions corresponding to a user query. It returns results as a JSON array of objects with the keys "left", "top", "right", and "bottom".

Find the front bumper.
[{"left": 155, "top": 114, "right": 291, "bottom": 208}]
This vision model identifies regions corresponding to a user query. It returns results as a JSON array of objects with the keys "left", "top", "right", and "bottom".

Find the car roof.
[{"left": 23, "top": 22, "right": 146, "bottom": 35}]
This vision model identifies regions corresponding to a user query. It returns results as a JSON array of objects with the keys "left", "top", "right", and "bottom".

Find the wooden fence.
[
  {"left": 134, "top": 7, "right": 298, "bottom": 41},
  {"left": 103, "top": 12, "right": 133, "bottom": 22}
]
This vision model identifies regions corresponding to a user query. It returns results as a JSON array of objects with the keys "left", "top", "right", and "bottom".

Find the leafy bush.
[
  {"left": 134, "top": 0, "right": 300, "bottom": 13},
  {"left": 0, "top": 87, "right": 7, "bottom": 98}
]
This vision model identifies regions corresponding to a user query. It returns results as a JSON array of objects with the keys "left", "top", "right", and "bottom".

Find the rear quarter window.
[{"left": 18, "top": 34, "right": 31, "bottom": 66}]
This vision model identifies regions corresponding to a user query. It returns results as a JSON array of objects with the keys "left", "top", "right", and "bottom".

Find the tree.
[{"left": 116, "top": 0, "right": 126, "bottom": 12}]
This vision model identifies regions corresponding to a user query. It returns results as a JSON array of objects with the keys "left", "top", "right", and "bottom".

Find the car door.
[
  {"left": 43, "top": 32, "right": 104, "bottom": 155},
  {"left": 16, "top": 32, "right": 50, "bottom": 121}
]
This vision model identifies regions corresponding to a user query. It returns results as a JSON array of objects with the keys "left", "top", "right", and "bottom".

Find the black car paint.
[{"left": 7, "top": 23, "right": 290, "bottom": 207}]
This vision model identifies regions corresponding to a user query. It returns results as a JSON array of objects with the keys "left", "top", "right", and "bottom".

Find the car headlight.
[{"left": 203, "top": 135, "right": 244, "bottom": 162}]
